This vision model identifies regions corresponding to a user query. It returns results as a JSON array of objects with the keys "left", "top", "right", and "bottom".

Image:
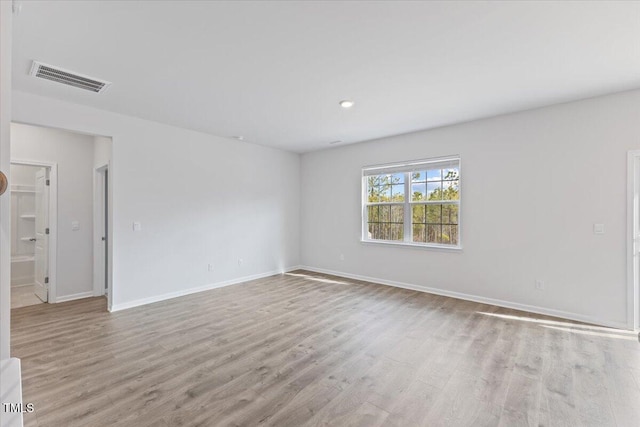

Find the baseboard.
[
  {"left": 11, "top": 282, "right": 34, "bottom": 289},
  {"left": 299, "top": 265, "right": 629, "bottom": 330},
  {"left": 109, "top": 266, "right": 301, "bottom": 313},
  {"left": 54, "top": 291, "right": 95, "bottom": 303},
  {"left": 11, "top": 277, "right": 34, "bottom": 287}
]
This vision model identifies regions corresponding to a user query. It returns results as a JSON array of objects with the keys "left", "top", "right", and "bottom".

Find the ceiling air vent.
[{"left": 29, "top": 61, "right": 111, "bottom": 93}]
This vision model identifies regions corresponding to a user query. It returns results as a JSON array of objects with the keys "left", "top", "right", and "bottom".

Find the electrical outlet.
[
  {"left": 339, "top": 254, "right": 345, "bottom": 261},
  {"left": 535, "top": 279, "right": 545, "bottom": 290},
  {"left": 208, "top": 263, "right": 214, "bottom": 272},
  {"left": 238, "top": 258, "right": 243, "bottom": 266}
]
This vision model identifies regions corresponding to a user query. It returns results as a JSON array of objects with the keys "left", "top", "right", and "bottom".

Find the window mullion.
[{"left": 404, "top": 172, "right": 411, "bottom": 242}]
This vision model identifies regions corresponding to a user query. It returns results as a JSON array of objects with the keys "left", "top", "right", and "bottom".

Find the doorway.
[
  {"left": 11, "top": 123, "right": 113, "bottom": 310},
  {"left": 9, "top": 160, "right": 57, "bottom": 308}
]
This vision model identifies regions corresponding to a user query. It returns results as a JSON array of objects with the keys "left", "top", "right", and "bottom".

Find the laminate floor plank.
[
  {"left": 10, "top": 270, "right": 640, "bottom": 427},
  {"left": 168, "top": 288, "right": 424, "bottom": 427}
]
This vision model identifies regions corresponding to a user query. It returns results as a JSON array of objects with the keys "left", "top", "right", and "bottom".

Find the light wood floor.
[{"left": 11, "top": 270, "right": 640, "bottom": 427}]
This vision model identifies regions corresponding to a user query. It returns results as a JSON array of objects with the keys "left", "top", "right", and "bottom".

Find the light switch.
[
  {"left": 133, "top": 221, "right": 142, "bottom": 232},
  {"left": 593, "top": 223, "right": 605, "bottom": 234},
  {"left": 71, "top": 221, "right": 80, "bottom": 231}
]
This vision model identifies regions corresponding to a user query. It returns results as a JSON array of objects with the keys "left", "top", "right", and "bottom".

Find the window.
[{"left": 362, "top": 156, "right": 460, "bottom": 248}]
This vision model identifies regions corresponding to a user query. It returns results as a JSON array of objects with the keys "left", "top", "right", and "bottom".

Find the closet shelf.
[{"left": 20, "top": 214, "right": 36, "bottom": 220}]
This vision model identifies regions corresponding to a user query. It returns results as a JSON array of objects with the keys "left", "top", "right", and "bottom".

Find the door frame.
[
  {"left": 627, "top": 150, "right": 640, "bottom": 331},
  {"left": 10, "top": 159, "right": 57, "bottom": 303},
  {"left": 93, "top": 163, "right": 111, "bottom": 307},
  {"left": 92, "top": 165, "right": 105, "bottom": 297}
]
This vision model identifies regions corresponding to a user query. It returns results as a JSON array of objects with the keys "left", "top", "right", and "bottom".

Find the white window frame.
[{"left": 361, "top": 156, "right": 462, "bottom": 250}]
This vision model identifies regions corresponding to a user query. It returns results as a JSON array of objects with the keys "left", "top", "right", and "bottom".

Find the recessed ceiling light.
[{"left": 339, "top": 100, "right": 355, "bottom": 109}]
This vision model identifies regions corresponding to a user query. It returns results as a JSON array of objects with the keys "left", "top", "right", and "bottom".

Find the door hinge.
[
  {"left": 45, "top": 228, "right": 50, "bottom": 234},
  {"left": 46, "top": 179, "right": 50, "bottom": 186},
  {"left": 45, "top": 277, "right": 49, "bottom": 284}
]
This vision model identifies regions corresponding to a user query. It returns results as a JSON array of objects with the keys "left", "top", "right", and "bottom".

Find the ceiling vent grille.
[{"left": 29, "top": 61, "right": 111, "bottom": 93}]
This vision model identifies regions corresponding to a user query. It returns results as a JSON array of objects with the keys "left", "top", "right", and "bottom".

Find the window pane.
[
  {"left": 367, "top": 188, "right": 380, "bottom": 203},
  {"left": 391, "top": 224, "right": 404, "bottom": 241},
  {"left": 391, "top": 205, "right": 404, "bottom": 223},
  {"left": 380, "top": 205, "right": 391, "bottom": 222},
  {"left": 413, "top": 224, "right": 426, "bottom": 242},
  {"left": 379, "top": 223, "right": 387, "bottom": 240},
  {"left": 412, "top": 171, "right": 426, "bottom": 182},
  {"left": 442, "top": 225, "right": 453, "bottom": 244},
  {"left": 442, "top": 180, "right": 459, "bottom": 200},
  {"left": 412, "top": 204, "right": 425, "bottom": 224},
  {"left": 377, "top": 223, "right": 386, "bottom": 240},
  {"left": 368, "top": 223, "right": 378, "bottom": 239},
  {"left": 426, "top": 205, "right": 442, "bottom": 224},
  {"left": 450, "top": 225, "right": 459, "bottom": 245},
  {"left": 443, "top": 167, "right": 459, "bottom": 181},
  {"left": 411, "top": 183, "right": 425, "bottom": 201},
  {"left": 426, "top": 224, "right": 441, "bottom": 243},
  {"left": 441, "top": 224, "right": 459, "bottom": 245},
  {"left": 441, "top": 204, "right": 458, "bottom": 224},
  {"left": 367, "top": 175, "right": 393, "bottom": 202},
  {"left": 392, "top": 173, "right": 405, "bottom": 184},
  {"left": 378, "top": 185, "right": 391, "bottom": 202},
  {"left": 426, "top": 182, "right": 442, "bottom": 200},
  {"left": 426, "top": 169, "right": 441, "bottom": 181},
  {"left": 391, "top": 184, "right": 405, "bottom": 202},
  {"left": 367, "top": 205, "right": 379, "bottom": 222}
]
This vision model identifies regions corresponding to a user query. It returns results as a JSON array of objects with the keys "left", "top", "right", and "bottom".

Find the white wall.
[
  {"left": 13, "top": 91, "right": 301, "bottom": 310},
  {"left": 9, "top": 164, "right": 38, "bottom": 188},
  {"left": 301, "top": 90, "right": 640, "bottom": 329},
  {"left": 12, "top": 124, "right": 96, "bottom": 300},
  {"left": 93, "top": 135, "right": 112, "bottom": 169}
]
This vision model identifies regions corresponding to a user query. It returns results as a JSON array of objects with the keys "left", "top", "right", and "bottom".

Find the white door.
[{"left": 34, "top": 168, "right": 49, "bottom": 302}]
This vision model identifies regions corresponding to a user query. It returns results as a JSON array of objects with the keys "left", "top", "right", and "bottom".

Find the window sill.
[{"left": 360, "top": 239, "right": 463, "bottom": 252}]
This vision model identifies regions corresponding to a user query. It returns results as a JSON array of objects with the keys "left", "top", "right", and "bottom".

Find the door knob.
[{"left": 0, "top": 171, "right": 7, "bottom": 196}]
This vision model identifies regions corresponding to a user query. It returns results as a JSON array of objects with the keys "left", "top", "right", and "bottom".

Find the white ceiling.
[{"left": 12, "top": 1, "right": 640, "bottom": 153}]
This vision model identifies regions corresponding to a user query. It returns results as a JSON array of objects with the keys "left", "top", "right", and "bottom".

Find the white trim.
[
  {"left": 55, "top": 291, "right": 95, "bottom": 303},
  {"left": 360, "top": 239, "right": 462, "bottom": 251},
  {"left": 93, "top": 163, "right": 109, "bottom": 299},
  {"left": 627, "top": 150, "right": 640, "bottom": 330},
  {"left": 362, "top": 155, "right": 460, "bottom": 175},
  {"left": 10, "top": 159, "right": 58, "bottom": 304},
  {"left": 362, "top": 156, "right": 462, "bottom": 248},
  {"left": 106, "top": 161, "right": 113, "bottom": 312},
  {"left": 300, "top": 265, "right": 630, "bottom": 330},
  {"left": 109, "top": 266, "right": 302, "bottom": 312}
]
